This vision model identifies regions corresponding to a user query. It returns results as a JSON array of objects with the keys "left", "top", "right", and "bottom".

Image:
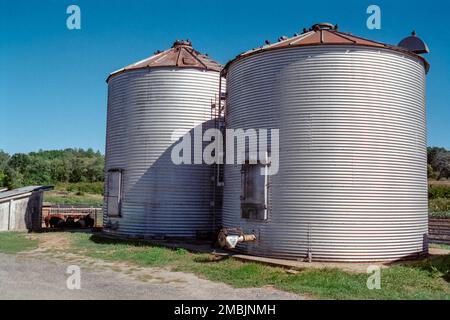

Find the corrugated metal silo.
[
  {"left": 222, "top": 23, "right": 430, "bottom": 261},
  {"left": 104, "top": 40, "right": 222, "bottom": 238}
]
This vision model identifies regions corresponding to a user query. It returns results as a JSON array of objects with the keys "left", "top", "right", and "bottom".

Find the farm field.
[
  {"left": 44, "top": 182, "right": 103, "bottom": 207},
  {"left": 428, "top": 180, "right": 450, "bottom": 217},
  {"left": 42, "top": 180, "right": 450, "bottom": 214}
]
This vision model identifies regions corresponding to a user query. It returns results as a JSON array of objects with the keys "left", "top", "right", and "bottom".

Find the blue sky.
[{"left": 1, "top": 0, "right": 449, "bottom": 154}]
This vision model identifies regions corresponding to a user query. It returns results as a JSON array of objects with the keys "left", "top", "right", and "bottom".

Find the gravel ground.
[{"left": 0, "top": 253, "right": 303, "bottom": 300}]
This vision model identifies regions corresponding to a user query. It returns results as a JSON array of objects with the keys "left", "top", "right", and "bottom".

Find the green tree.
[
  {"left": 24, "top": 156, "right": 52, "bottom": 185},
  {"left": 0, "top": 150, "right": 9, "bottom": 169},
  {"left": 427, "top": 164, "right": 437, "bottom": 180},
  {"left": 8, "top": 153, "right": 30, "bottom": 173},
  {"left": 0, "top": 150, "right": 10, "bottom": 187},
  {"left": 0, "top": 148, "right": 104, "bottom": 188},
  {"left": 4, "top": 167, "right": 24, "bottom": 189},
  {"left": 427, "top": 147, "right": 450, "bottom": 180}
]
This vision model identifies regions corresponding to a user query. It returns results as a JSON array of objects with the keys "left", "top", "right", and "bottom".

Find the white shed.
[{"left": 0, "top": 186, "right": 53, "bottom": 232}]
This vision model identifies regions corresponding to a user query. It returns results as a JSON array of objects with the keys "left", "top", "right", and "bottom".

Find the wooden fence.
[{"left": 429, "top": 217, "right": 450, "bottom": 244}]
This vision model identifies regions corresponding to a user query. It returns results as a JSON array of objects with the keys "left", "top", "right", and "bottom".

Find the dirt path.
[{"left": 0, "top": 233, "right": 303, "bottom": 300}]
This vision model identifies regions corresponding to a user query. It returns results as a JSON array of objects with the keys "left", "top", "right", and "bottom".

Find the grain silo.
[
  {"left": 104, "top": 40, "right": 222, "bottom": 238},
  {"left": 221, "top": 23, "right": 430, "bottom": 262}
]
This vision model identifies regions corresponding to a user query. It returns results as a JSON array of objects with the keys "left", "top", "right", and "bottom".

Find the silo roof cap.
[
  {"left": 107, "top": 39, "right": 222, "bottom": 82},
  {"left": 398, "top": 31, "right": 430, "bottom": 54},
  {"left": 223, "top": 23, "right": 429, "bottom": 75}
]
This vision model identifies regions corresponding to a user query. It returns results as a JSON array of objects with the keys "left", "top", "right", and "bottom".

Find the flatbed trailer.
[{"left": 42, "top": 205, "right": 102, "bottom": 229}]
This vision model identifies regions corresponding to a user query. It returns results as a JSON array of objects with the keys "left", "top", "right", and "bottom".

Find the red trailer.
[{"left": 42, "top": 205, "right": 102, "bottom": 230}]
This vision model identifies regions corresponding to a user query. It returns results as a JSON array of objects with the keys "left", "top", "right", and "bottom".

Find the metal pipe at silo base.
[{"left": 217, "top": 228, "right": 256, "bottom": 249}]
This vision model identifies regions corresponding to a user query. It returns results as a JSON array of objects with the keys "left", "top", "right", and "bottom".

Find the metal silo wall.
[
  {"left": 223, "top": 46, "right": 428, "bottom": 261},
  {"left": 104, "top": 68, "right": 221, "bottom": 238}
]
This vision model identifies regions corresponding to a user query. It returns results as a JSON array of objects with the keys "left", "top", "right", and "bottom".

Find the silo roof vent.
[
  {"left": 107, "top": 39, "right": 222, "bottom": 82},
  {"left": 398, "top": 31, "right": 430, "bottom": 54},
  {"left": 309, "top": 22, "right": 337, "bottom": 31},
  {"left": 172, "top": 39, "right": 192, "bottom": 47}
]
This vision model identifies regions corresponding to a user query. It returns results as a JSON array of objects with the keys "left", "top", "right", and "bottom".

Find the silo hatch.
[
  {"left": 240, "top": 162, "right": 268, "bottom": 221},
  {"left": 107, "top": 169, "right": 123, "bottom": 217}
]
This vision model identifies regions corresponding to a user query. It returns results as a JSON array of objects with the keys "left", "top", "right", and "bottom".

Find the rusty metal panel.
[
  {"left": 223, "top": 45, "right": 428, "bottom": 262},
  {"left": 103, "top": 66, "right": 221, "bottom": 238}
]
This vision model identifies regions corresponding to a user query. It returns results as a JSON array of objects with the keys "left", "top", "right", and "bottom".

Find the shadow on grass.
[
  {"left": 85, "top": 234, "right": 225, "bottom": 263},
  {"left": 193, "top": 255, "right": 230, "bottom": 263},
  {"left": 409, "top": 254, "right": 450, "bottom": 282},
  {"left": 37, "top": 228, "right": 95, "bottom": 234},
  {"left": 88, "top": 234, "right": 176, "bottom": 249},
  {"left": 387, "top": 250, "right": 450, "bottom": 283}
]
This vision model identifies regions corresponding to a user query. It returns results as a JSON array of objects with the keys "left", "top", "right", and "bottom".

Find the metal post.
[{"left": 7, "top": 199, "right": 13, "bottom": 231}]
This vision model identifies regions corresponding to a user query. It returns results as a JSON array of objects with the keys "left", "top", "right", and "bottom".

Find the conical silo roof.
[
  {"left": 107, "top": 40, "right": 222, "bottom": 82},
  {"left": 223, "top": 23, "right": 429, "bottom": 74}
]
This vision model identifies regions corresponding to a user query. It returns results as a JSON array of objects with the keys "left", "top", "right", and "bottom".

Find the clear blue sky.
[{"left": 1, "top": 0, "right": 449, "bottom": 154}]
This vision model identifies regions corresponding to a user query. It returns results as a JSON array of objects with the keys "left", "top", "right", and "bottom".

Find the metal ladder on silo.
[{"left": 210, "top": 75, "right": 226, "bottom": 234}]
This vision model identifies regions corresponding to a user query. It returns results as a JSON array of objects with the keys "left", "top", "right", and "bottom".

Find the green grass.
[
  {"left": 429, "top": 184, "right": 450, "bottom": 199},
  {"left": 44, "top": 182, "right": 103, "bottom": 206},
  {"left": 68, "top": 233, "right": 450, "bottom": 300},
  {"left": 430, "top": 243, "right": 450, "bottom": 250},
  {"left": 428, "top": 182, "right": 450, "bottom": 213},
  {"left": 429, "top": 198, "right": 450, "bottom": 214},
  {"left": 44, "top": 192, "right": 103, "bottom": 206},
  {"left": 429, "top": 211, "right": 450, "bottom": 218},
  {"left": 57, "top": 182, "right": 104, "bottom": 195},
  {"left": 3, "top": 231, "right": 448, "bottom": 299},
  {"left": 0, "top": 232, "right": 39, "bottom": 254}
]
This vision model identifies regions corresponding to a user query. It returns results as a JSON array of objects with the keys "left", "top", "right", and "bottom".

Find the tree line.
[
  {"left": 0, "top": 146, "right": 448, "bottom": 190},
  {"left": 0, "top": 148, "right": 104, "bottom": 189},
  {"left": 428, "top": 147, "right": 450, "bottom": 180}
]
